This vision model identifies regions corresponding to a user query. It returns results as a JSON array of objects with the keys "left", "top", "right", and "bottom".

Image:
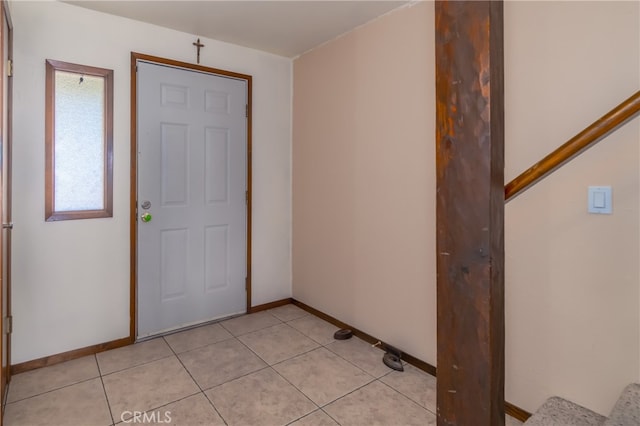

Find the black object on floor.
[
  {"left": 383, "top": 344, "right": 404, "bottom": 371},
  {"left": 334, "top": 329, "right": 353, "bottom": 340}
]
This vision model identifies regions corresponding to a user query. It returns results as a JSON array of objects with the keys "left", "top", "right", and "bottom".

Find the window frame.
[{"left": 45, "top": 59, "right": 114, "bottom": 221}]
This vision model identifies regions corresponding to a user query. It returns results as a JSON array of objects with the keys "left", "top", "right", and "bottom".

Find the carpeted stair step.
[
  {"left": 524, "top": 396, "right": 606, "bottom": 426},
  {"left": 604, "top": 383, "right": 640, "bottom": 426}
]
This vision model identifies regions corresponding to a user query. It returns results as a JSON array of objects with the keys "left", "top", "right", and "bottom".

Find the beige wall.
[
  {"left": 293, "top": 0, "right": 640, "bottom": 417},
  {"left": 11, "top": 1, "right": 292, "bottom": 363},
  {"left": 504, "top": 1, "right": 640, "bottom": 415},
  {"left": 292, "top": 1, "right": 436, "bottom": 364}
]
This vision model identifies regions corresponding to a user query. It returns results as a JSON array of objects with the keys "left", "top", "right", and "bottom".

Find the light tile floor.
[{"left": 4, "top": 304, "right": 524, "bottom": 426}]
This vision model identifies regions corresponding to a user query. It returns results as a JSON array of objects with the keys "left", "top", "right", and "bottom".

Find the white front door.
[{"left": 137, "top": 60, "right": 247, "bottom": 338}]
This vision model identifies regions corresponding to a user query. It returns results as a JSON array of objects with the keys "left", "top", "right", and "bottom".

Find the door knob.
[{"left": 141, "top": 212, "right": 152, "bottom": 223}]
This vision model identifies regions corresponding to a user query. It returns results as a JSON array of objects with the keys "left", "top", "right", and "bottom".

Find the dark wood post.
[{"left": 435, "top": 1, "right": 505, "bottom": 425}]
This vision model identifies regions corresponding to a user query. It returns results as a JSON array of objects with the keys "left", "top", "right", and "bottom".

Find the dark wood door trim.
[
  {"left": 435, "top": 1, "right": 505, "bottom": 424},
  {"left": 129, "top": 53, "right": 253, "bottom": 341}
]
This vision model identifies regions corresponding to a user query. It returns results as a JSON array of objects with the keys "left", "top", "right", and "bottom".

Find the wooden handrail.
[{"left": 505, "top": 91, "right": 640, "bottom": 201}]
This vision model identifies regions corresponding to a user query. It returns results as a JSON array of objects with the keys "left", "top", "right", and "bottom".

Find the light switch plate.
[{"left": 588, "top": 186, "right": 612, "bottom": 214}]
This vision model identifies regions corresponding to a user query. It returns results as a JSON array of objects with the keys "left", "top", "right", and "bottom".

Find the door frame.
[
  {"left": 129, "top": 52, "right": 252, "bottom": 341},
  {"left": 0, "top": 0, "right": 11, "bottom": 410}
]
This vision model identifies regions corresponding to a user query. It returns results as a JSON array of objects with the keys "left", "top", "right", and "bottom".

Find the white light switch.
[
  {"left": 593, "top": 191, "right": 606, "bottom": 208},
  {"left": 588, "top": 186, "right": 612, "bottom": 214}
]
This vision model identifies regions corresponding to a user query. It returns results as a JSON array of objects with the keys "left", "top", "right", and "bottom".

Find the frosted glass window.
[
  {"left": 54, "top": 71, "right": 104, "bottom": 210},
  {"left": 45, "top": 60, "right": 113, "bottom": 221}
]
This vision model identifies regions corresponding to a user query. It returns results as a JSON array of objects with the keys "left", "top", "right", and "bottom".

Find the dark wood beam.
[{"left": 435, "top": 1, "right": 505, "bottom": 425}]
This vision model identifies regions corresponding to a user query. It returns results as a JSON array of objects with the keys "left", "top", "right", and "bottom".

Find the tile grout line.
[
  {"left": 206, "top": 310, "right": 321, "bottom": 425},
  {"left": 97, "top": 339, "right": 175, "bottom": 377},
  {"left": 162, "top": 336, "right": 230, "bottom": 426},
  {"left": 273, "top": 337, "right": 346, "bottom": 426},
  {"left": 318, "top": 406, "right": 342, "bottom": 426},
  {"left": 99, "top": 340, "right": 200, "bottom": 424},
  {"left": 376, "top": 376, "right": 437, "bottom": 417},
  {"left": 226, "top": 315, "right": 327, "bottom": 423},
  {"left": 276, "top": 312, "right": 433, "bottom": 422},
  {"left": 311, "top": 332, "right": 398, "bottom": 426},
  {"left": 186, "top": 310, "right": 433, "bottom": 423},
  {"left": 267, "top": 365, "right": 321, "bottom": 424},
  {"left": 320, "top": 338, "right": 397, "bottom": 381},
  {"left": 5, "top": 374, "right": 101, "bottom": 405},
  {"left": 166, "top": 334, "right": 236, "bottom": 357},
  {"left": 172, "top": 316, "right": 371, "bottom": 426},
  {"left": 96, "top": 354, "right": 117, "bottom": 426},
  {"left": 304, "top": 318, "right": 437, "bottom": 418},
  {"left": 266, "top": 303, "right": 311, "bottom": 322},
  {"left": 202, "top": 363, "right": 273, "bottom": 393},
  {"left": 262, "top": 327, "right": 377, "bottom": 424},
  {"left": 235, "top": 321, "right": 320, "bottom": 367},
  {"left": 201, "top": 392, "right": 230, "bottom": 426},
  {"left": 218, "top": 310, "right": 284, "bottom": 338}
]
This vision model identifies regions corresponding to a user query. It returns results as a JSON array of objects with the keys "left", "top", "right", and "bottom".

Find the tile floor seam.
[
  {"left": 217, "top": 321, "right": 234, "bottom": 336},
  {"left": 98, "top": 351, "right": 175, "bottom": 377},
  {"left": 159, "top": 313, "right": 239, "bottom": 338},
  {"left": 95, "top": 352, "right": 106, "bottom": 377},
  {"left": 266, "top": 344, "right": 324, "bottom": 368},
  {"left": 219, "top": 311, "right": 283, "bottom": 337},
  {"left": 267, "top": 364, "right": 321, "bottom": 412},
  {"left": 129, "top": 391, "right": 208, "bottom": 424},
  {"left": 281, "top": 320, "right": 323, "bottom": 339},
  {"left": 200, "top": 364, "right": 272, "bottom": 393},
  {"left": 153, "top": 338, "right": 229, "bottom": 422},
  {"left": 285, "top": 317, "right": 340, "bottom": 346},
  {"left": 280, "top": 316, "right": 310, "bottom": 323},
  {"left": 204, "top": 367, "right": 319, "bottom": 426},
  {"left": 164, "top": 338, "right": 206, "bottom": 393},
  {"left": 267, "top": 305, "right": 310, "bottom": 322},
  {"left": 5, "top": 375, "right": 101, "bottom": 405},
  {"left": 201, "top": 389, "right": 232, "bottom": 426},
  {"left": 285, "top": 408, "right": 346, "bottom": 426},
  {"left": 99, "top": 378, "right": 117, "bottom": 425},
  {"left": 321, "top": 339, "right": 396, "bottom": 380},
  {"left": 316, "top": 376, "right": 380, "bottom": 410},
  {"left": 230, "top": 332, "right": 269, "bottom": 363},
  {"left": 234, "top": 325, "right": 320, "bottom": 367},
  {"left": 319, "top": 407, "right": 342, "bottom": 426},
  {"left": 102, "top": 354, "right": 206, "bottom": 424},
  {"left": 377, "top": 377, "right": 437, "bottom": 416},
  {"left": 165, "top": 336, "right": 236, "bottom": 421},
  {"left": 249, "top": 324, "right": 382, "bottom": 408},
  {"left": 6, "top": 376, "right": 118, "bottom": 426},
  {"left": 202, "top": 392, "right": 230, "bottom": 426},
  {"left": 238, "top": 321, "right": 297, "bottom": 348},
  {"left": 269, "top": 344, "right": 377, "bottom": 407},
  {"left": 322, "top": 338, "right": 440, "bottom": 413},
  {"left": 164, "top": 333, "right": 236, "bottom": 356},
  {"left": 283, "top": 407, "right": 339, "bottom": 426}
]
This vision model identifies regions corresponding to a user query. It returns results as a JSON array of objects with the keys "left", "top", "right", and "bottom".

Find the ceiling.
[{"left": 65, "top": 0, "right": 412, "bottom": 58}]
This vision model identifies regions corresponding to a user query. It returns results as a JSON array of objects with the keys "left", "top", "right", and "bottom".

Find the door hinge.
[
  {"left": 245, "top": 190, "right": 248, "bottom": 205},
  {"left": 7, "top": 59, "right": 12, "bottom": 77},
  {"left": 4, "top": 316, "right": 12, "bottom": 334},
  {"left": 245, "top": 104, "right": 248, "bottom": 118},
  {"left": 245, "top": 277, "right": 248, "bottom": 291}
]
